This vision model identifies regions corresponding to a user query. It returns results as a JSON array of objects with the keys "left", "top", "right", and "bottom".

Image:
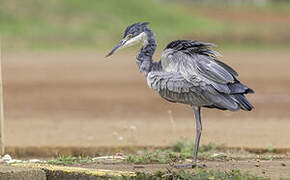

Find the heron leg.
[
  {"left": 193, "top": 106, "right": 202, "bottom": 164},
  {"left": 174, "top": 106, "right": 206, "bottom": 169}
]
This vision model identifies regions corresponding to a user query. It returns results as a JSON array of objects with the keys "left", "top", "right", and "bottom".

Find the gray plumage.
[
  {"left": 106, "top": 22, "right": 254, "bottom": 168},
  {"left": 148, "top": 41, "right": 254, "bottom": 111}
]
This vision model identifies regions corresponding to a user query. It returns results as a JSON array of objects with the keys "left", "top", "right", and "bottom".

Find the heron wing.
[
  {"left": 163, "top": 40, "right": 237, "bottom": 83},
  {"left": 147, "top": 71, "right": 239, "bottom": 110},
  {"left": 161, "top": 40, "right": 241, "bottom": 94},
  {"left": 165, "top": 40, "right": 238, "bottom": 76},
  {"left": 147, "top": 71, "right": 208, "bottom": 105},
  {"left": 194, "top": 54, "right": 235, "bottom": 84},
  {"left": 152, "top": 40, "right": 253, "bottom": 111}
]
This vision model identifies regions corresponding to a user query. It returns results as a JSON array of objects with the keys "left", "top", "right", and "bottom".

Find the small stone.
[
  {"left": 11, "top": 159, "right": 23, "bottom": 163},
  {"left": 112, "top": 132, "right": 118, "bottom": 136},
  {"left": 255, "top": 163, "right": 260, "bottom": 167},
  {"left": 92, "top": 155, "right": 126, "bottom": 161},
  {"left": 211, "top": 153, "right": 227, "bottom": 158},
  {"left": 128, "top": 125, "right": 136, "bottom": 131},
  {"left": 185, "top": 159, "right": 192, "bottom": 162},
  {"left": 115, "top": 153, "right": 124, "bottom": 157},
  {"left": 2, "top": 154, "right": 15, "bottom": 163},
  {"left": 118, "top": 136, "right": 124, "bottom": 141},
  {"left": 281, "top": 162, "right": 286, "bottom": 167},
  {"left": 134, "top": 165, "right": 145, "bottom": 168},
  {"left": 87, "top": 136, "right": 94, "bottom": 141},
  {"left": 29, "top": 159, "right": 42, "bottom": 163},
  {"left": 2, "top": 154, "right": 12, "bottom": 162}
]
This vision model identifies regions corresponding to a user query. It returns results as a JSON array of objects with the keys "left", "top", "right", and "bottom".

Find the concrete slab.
[
  {"left": 0, "top": 165, "right": 46, "bottom": 180},
  {"left": 12, "top": 163, "right": 136, "bottom": 179}
]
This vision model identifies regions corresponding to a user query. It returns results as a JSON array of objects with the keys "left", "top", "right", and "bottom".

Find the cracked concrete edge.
[
  {"left": 12, "top": 163, "right": 136, "bottom": 178},
  {"left": 0, "top": 165, "right": 46, "bottom": 180}
]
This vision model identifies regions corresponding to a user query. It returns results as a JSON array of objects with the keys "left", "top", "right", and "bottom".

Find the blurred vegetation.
[
  {"left": 48, "top": 156, "right": 96, "bottom": 165},
  {"left": 0, "top": 0, "right": 218, "bottom": 50},
  {"left": 0, "top": 0, "right": 289, "bottom": 50}
]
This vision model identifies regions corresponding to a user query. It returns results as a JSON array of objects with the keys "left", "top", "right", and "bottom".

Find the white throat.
[{"left": 123, "top": 32, "right": 148, "bottom": 48}]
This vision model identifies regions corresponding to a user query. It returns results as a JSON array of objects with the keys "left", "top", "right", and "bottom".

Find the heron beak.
[{"left": 105, "top": 40, "right": 125, "bottom": 57}]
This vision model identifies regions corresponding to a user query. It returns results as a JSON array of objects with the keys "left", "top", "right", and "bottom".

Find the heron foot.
[{"left": 173, "top": 163, "right": 207, "bottom": 169}]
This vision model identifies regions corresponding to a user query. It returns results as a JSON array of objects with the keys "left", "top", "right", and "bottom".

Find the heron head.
[{"left": 106, "top": 22, "right": 149, "bottom": 57}]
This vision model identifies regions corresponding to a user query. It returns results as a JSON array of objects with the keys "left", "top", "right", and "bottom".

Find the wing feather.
[
  {"left": 195, "top": 54, "right": 234, "bottom": 84},
  {"left": 147, "top": 71, "right": 208, "bottom": 105},
  {"left": 214, "top": 59, "right": 238, "bottom": 77},
  {"left": 150, "top": 40, "right": 253, "bottom": 111},
  {"left": 161, "top": 40, "right": 237, "bottom": 93},
  {"left": 147, "top": 71, "right": 239, "bottom": 110}
]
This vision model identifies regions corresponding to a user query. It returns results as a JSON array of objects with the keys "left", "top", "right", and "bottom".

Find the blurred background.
[{"left": 1, "top": 0, "right": 290, "bottom": 148}]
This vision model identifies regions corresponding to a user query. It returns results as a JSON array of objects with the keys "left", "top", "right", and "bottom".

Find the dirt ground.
[
  {"left": 78, "top": 160, "right": 290, "bottom": 179},
  {"left": 2, "top": 50, "right": 290, "bottom": 148}
]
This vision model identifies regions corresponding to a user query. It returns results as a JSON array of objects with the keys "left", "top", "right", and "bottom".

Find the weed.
[
  {"left": 126, "top": 142, "right": 228, "bottom": 164},
  {"left": 260, "top": 155, "right": 272, "bottom": 160},
  {"left": 126, "top": 150, "right": 172, "bottom": 164},
  {"left": 47, "top": 156, "right": 96, "bottom": 165},
  {"left": 267, "top": 147, "right": 275, "bottom": 153},
  {"left": 172, "top": 140, "right": 218, "bottom": 153}
]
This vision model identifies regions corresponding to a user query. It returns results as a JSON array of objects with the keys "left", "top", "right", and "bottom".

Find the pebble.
[
  {"left": 255, "top": 163, "right": 260, "bottom": 167},
  {"left": 29, "top": 159, "right": 42, "bottom": 163},
  {"left": 3, "top": 154, "right": 12, "bottom": 161},
  {"left": 0, "top": 154, "right": 45, "bottom": 164},
  {"left": 92, "top": 154, "right": 126, "bottom": 161},
  {"left": 0, "top": 154, "right": 20, "bottom": 164},
  {"left": 133, "top": 165, "right": 145, "bottom": 168},
  {"left": 211, "top": 153, "right": 227, "bottom": 158},
  {"left": 281, "top": 162, "right": 286, "bottom": 166}
]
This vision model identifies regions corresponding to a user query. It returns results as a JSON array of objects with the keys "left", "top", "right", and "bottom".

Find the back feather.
[{"left": 161, "top": 40, "right": 254, "bottom": 111}]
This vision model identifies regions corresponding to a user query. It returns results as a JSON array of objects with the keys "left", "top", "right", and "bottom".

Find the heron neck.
[{"left": 136, "top": 27, "right": 157, "bottom": 76}]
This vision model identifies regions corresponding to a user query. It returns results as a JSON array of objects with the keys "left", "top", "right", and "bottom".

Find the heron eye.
[{"left": 127, "top": 34, "right": 133, "bottom": 38}]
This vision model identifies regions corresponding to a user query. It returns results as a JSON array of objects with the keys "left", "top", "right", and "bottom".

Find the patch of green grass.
[
  {"left": 122, "top": 169, "right": 269, "bottom": 180},
  {"left": 219, "top": 42, "right": 290, "bottom": 51},
  {"left": 126, "top": 150, "right": 174, "bottom": 164},
  {"left": 1, "top": 0, "right": 289, "bottom": 50},
  {"left": 184, "top": 0, "right": 290, "bottom": 13},
  {"left": 46, "top": 142, "right": 284, "bottom": 166},
  {"left": 125, "top": 141, "right": 284, "bottom": 164},
  {"left": 265, "top": 1, "right": 290, "bottom": 13},
  {"left": 0, "top": 0, "right": 218, "bottom": 50},
  {"left": 47, "top": 156, "right": 96, "bottom": 165},
  {"left": 126, "top": 142, "right": 227, "bottom": 164},
  {"left": 172, "top": 140, "right": 219, "bottom": 154},
  {"left": 266, "top": 147, "right": 275, "bottom": 153},
  {"left": 260, "top": 155, "right": 272, "bottom": 161}
]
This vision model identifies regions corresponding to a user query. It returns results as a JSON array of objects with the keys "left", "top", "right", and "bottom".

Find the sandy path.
[{"left": 2, "top": 50, "right": 290, "bottom": 148}]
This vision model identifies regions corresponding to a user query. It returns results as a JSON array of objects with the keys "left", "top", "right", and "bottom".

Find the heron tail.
[{"left": 232, "top": 94, "right": 254, "bottom": 111}]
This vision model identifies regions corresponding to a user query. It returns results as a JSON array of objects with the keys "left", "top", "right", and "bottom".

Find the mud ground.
[{"left": 2, "top": 50, "right": 290, "bottom": 148}]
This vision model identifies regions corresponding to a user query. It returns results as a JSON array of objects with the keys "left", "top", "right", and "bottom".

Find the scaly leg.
[{"left": 174, "top": 106, "right": 206, "bottom": 169}]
